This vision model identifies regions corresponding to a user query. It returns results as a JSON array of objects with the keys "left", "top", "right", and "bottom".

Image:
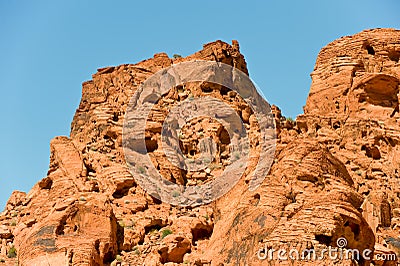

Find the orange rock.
[{"left": 1, "top": 29, "right": 400, "bottom": 265}]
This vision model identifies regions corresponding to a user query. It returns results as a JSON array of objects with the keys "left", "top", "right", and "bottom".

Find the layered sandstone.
[{"left": 0, "top": 29, "right": 399, "bottom": 266}]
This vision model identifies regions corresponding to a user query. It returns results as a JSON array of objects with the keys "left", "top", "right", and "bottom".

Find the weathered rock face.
[
  {"left": 305, "top": 29, "right": 400, "bottom": 118},
  {"left": 0, "top": 29, "right": 399, "bottom": 265},
  {"left": 300, "top": 28, "right": 400, "bottom": 258}
]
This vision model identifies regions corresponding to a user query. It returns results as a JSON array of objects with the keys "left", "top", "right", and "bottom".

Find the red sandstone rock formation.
[{"left": 0, "top": 29, "right": 399, "bottom": 266}]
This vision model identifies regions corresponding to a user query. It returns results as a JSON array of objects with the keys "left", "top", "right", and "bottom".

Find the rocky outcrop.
[
  {"left": 300, "top": 28, "right": 400, "bottom": 254},
  {"left": 0, "top": 29, "right": 399, "bottom": 265}
]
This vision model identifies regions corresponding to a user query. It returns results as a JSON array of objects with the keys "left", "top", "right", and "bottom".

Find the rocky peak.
[
  {"left": 305, "top": 28, "right": 400, "bottom": 119},
  {"left": 0, "top": 30, "right": 399, "bottom": 265}
]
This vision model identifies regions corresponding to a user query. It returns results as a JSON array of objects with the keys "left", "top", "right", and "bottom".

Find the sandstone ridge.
[{"left": 0, "top": 29, "right": 399, "bottom": 266}]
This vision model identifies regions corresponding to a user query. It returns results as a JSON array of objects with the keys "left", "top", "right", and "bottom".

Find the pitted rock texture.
[
  {"left": 300, "top": 28, "right": 400, "bottom": 259},
  {"left": 0, "top": 29, "right": 399, "bottom": 266},
  {"left": 143, "top": 80, "right": 261, "bottom": 189}
]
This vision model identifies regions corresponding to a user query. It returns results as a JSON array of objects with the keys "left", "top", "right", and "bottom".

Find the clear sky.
[{"left": 0, "top": 0, "right": 399, "bottom": 208}]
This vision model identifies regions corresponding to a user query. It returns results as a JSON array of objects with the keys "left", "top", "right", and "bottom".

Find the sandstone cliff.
[{"left": 0, "top": 29, "right": 399, "bottom": 266}]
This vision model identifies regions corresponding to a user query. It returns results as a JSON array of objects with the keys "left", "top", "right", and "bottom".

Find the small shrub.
[
  {"left": 202, "top": 157, "right": 211, "bottom": 164},
  {"left": 233, "top": 151, "right": 240, "bottom": 161},
  {"left": 173, "top": 54, "right": 182, "bottom": 59},
  {"left": 79, "top": 196, "right": 86, "bottom": 201},
  {"left": 172, "top": 191, "right": 180, "bottom": 197},
  {"left": 208, "top": 162, "right": 221, "bottom": 171},
  {"left": 10, "top": 220, "right": 16, "bottom": 226},
  {"left": 138, "top": 166, "right": 146, "bottom": 174},
  {"left": 7, "top": 246, "right": 16, "bottom": 258},
  {"left": 0, "top": 258, "right": 5, "bottom": 262},
  {"left": 286, "top": 117, "right": 294, "bottom": 122},
  {"left": 161, "top": 228, "right": 173, "bottom": 239},
  {"left": 116, "top": 255, "right": 122, "bottom": 262},
  {"left": 118, "top": 220, "right": 125, "bottom": 227},
  {"left": 149, "top": 228, "right": 158, "bottom": 235},
  {"left": 133, "top": 246, "right": 141, "bottom": 255}
]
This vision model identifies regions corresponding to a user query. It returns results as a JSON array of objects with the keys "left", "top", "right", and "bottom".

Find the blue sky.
[{"left": 0, "top": 0, "right": 399, "bottom": 208}]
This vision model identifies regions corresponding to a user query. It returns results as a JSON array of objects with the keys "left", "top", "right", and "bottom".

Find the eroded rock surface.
[{"left": 1, "top": 29, "right": 399, "bottom": 265}]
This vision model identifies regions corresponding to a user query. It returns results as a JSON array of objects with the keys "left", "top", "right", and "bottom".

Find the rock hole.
[
  {"left": 68, "top": 250, "right": 73, "bottom": 265},
  {"left": 112, "top": 186, "right": 132, "bottom": 199},
  {"left": 91, "top": 182, "right": 100, "bottom": 193},
  {"left": 361, "top": 131, "right": 367, "bottom": 138},
  {"left": 387, "top": 137, "right": 396, "bottom": 147},
  {"left": 344, "top": 221, "right": 360, "bottom": 237},
  {"left": 191, "top": 225, "right": 213, "bottom": 245},
  {"left": 104, "top": 131, "right": 118, "bottom": 140},
  {"left": 38, "top": 177, "right": 53, "bottom": 189},
  {"left": 102, "top": 250, "right": 114, "bottom": 264},
  {"left": 390, "top": 107, "right": 399, "bottom": 117},
  {"left": 220, "top": 86, "right": 230, "bottom": 96},
  {"left": 359, "top": 75, "right": 399, "bottom": 108},
  {"left": 116, "top": 221, "right": 125, "bottom": 251},
  {"left": 94, "top": 240, "right": 100, "bottom": 254},
  {"left": 145, "top": 137, "right": 158, "bottom": 152},
  {"left": 144, "top": 224, "right": 163, "bottom": 235},
  {"left": 388, "top": 50, "right": 400, "bottom": 62},
  {"left": 366, "top": 45, "right": 375, "bottom": 55},
  {"left": 85, "top": 162, "right": 96, "bottom": 175},
  {"left": 315, "top": 234, "right": 332, "bottom": 246},
  {"left": 250, "top": 193, "right": 261, "bottom": 206},
  {"left": 149, "top": 195, "right": 162, "bottom": 205},
  {"left": 112, "top": 112, "right": 119, "bottom": 122},
  {"left": 362, "top": 190, "right": 370, "bottom": 197},
  {"left": 358, "top": 94, "right": 367, "bottom": 103},
  {"left": 362, "top": 145, "right": 381, "bottom": 160},
  {"left": 201, "top": 85, "right": 213, "bottom": 93},
  {"left": 218, "top": 127, "right": 230, "bottom": 145},
  {"left": 333, "top": 121, "right": 340, "bottom": 130},
  {"left": 222, "top": 49, "right": 231, "bottom": 58},
  {"left": 56, "top": 220, "right": 66, "bottom": 235}
]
